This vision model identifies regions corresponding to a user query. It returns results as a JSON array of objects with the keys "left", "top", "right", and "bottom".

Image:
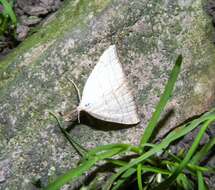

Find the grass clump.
[
  {"left": 44, "top": 55, "right": 215, "bottom": 190},
  {"left": 0, "top": 0, "right": 17, "bottom": 51},
  {"left": 0, "top": 0, "right": 16, "bottom": 34}
]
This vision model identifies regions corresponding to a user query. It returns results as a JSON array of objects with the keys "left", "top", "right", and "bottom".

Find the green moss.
[{"left": 0, "top": 0, "right": 111, "bottom": 77}]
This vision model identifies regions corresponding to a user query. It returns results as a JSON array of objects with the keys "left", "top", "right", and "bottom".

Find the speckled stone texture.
[{"left": 0, "top": 0, "right": 214, "bottom": 189}]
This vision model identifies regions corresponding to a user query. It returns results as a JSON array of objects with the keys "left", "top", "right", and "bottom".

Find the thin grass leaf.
[
  {"left": 112, "top": 168, "right": 136, "bottom": 190},
  {"left": 162, "top": 110, "right": 215, "bottom": 144},
  {"left": 46, "top": 113, "right": 128, "bottom": 190},
  {"left": 85, "top": 143, "right": 140, "bottom": 158},
  {"left": 43, "top": 158, "right": 96, "bottom": 190},
  {"left": 154, "top": 118, "right": 215, "bottom": 190},
  {"left": 49, "top": 112, "right": 87, "bottom": 157},
  {"left": 176, "top": 173, "right": 193, "bottom": 190},
  {"left": 140, "top": 55, "right": 182, "bottom": 146},
  {"left": 162, "top": 160, "right": 213, "bottom": 174},
  {"left": 110, "top": 162, "right": 171, "bottom": 190},
  {"left": 141, "top": 165, "right": 170, "bottom": 175},
  {"left": 50, "top": 112, "right": 137, "bottom": 160},
  {"left": 137, "top": 164, "right": 143, "bottom": 190},
  {"left": 167, "top": 151, "right": 182, "bottom": 162},
  {"left": 144, "top": 158, "right": 158, "bottom": 166},
  {"left": 197, "top": 171, "right": 207, "bottom": 190},
  {"left": 95, "top": 148, "right": 126, "bottom": 160},
  {"left": 102, "top": 141, "right": 170, "bottom": 190},
  {"left": 121, "top": 167, "right": 137, "bottom": 178},
  {"left": 106, "top": 159, "right": 128, "bottom": 167},
  {"left": 44, "top": 147, "right": 124, "bottom": 190},
  {"left": 166, "top": 152, "right": 212, "bottom": 174},
  {"left": 0, "top": 0, "right": 16, "bottom": 24},
  {"left": 191, "top": 137, "right": 215, "bottom": 165},
  {"left": 112, "top": 179, "right": 128, "bottom": 190}
]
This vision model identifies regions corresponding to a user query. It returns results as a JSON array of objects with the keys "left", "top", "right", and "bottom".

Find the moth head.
[{"left": 78, "top": 102, "right": 91, "bottom": 112}]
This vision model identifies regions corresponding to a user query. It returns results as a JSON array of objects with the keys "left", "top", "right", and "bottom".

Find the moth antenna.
[{"left": 66, "top": 77, "right": 81, "bottom": 105}]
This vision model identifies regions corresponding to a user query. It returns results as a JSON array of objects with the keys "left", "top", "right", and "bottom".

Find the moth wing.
[{"left": 78, "top": 45, "right": 140, "bottom": 125}]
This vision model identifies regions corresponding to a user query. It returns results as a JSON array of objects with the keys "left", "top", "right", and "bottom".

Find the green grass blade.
[
  {"left": 43, "top": 158, "right": 96, "bottom": 190},
  {"left": 141, "top": 165, "right": 170, "bottom": 175},
  {"left": 163, "top": 110, "right": 215, "bottom": 144},
  {"left": 162, "top": 160, "right": 213, "bottom": 174},
  {"left": 0, "top": 16, "right": 8, "bottom": 34},
  {"left": 103, "top": 111, "right": 215, "bottom": 190},
  {"left": 105, "top": 159, "right": 128, "bottom": 167},
  {"left": 167, "top": 152, "right": 206, "bottom": 174},
  {"left": 0, "top": 0, "right": 16, "bottom": 24},
  {"left": 140, "top": 55, "right": 182, "bottom": 146},
  {"left": 112, "top": 168, "right": 136, "bottom": 190},
  {"left": 102, "top": 142, "right": 168, "bottom": 190},
  {"left": 137, "top": 164, "right": 143, "bottom": 190},
  {"left": 110, "top": 162, "right": 171, "bottom": 190},
  {"left": 44, "top": 147, "right": 124, "bottom": 190},
  {"left": 154, "top": 118, "right": 214, "bottom": 190},
  {"left": 176, "top": 173, "right": 193, "bottom": 190},
  {"left": 121, "top": 167, "right": 137, "bottom": 178},
  {"left": 49, "top": 112, "right": 87, "bottom": 157},
  {"left": 191, "top": 137, "right": 215, "bottom": 165},
  {"left": 85, "top": 143, "right": 140, "bottom": 158},
  {"left": 197, "top": 171, "right": 207, "bottom": 190},
  {"left": 95, "top": 148, "right": 126, "bottom": 160}
]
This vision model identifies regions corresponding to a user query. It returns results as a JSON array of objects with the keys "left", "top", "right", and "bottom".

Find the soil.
[{"left": 0, "top": 0, "right": 62, "bottom": 58}]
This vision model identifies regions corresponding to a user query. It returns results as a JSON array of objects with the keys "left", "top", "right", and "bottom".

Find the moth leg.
[{"left": 66, "top": 77, "right": 81, "bottom": 105}]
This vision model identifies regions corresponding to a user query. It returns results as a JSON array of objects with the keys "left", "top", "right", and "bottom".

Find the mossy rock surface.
[{"left": 0, "top": 0, "right": 215, "bottom": 189}]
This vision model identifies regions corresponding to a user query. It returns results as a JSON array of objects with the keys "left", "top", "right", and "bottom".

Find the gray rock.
[
  {"left": 16, "top": 25, "right": 30, "bottom": 41},
  {"left": 0, "top": 159, "right": 10, "bottom": 184},
  {"left": 16, "top": 0, "right": 61, "bottom": 16},
  {"left": 20, "top": 15, "right": 42, "bottom": 26},
  {"left": 0, "top": 0, "right": 214, "bottom": 189}
]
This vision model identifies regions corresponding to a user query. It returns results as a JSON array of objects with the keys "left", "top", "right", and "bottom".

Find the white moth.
[{"left": 76, "top": 45, "right": 140, "bottom": 125}]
